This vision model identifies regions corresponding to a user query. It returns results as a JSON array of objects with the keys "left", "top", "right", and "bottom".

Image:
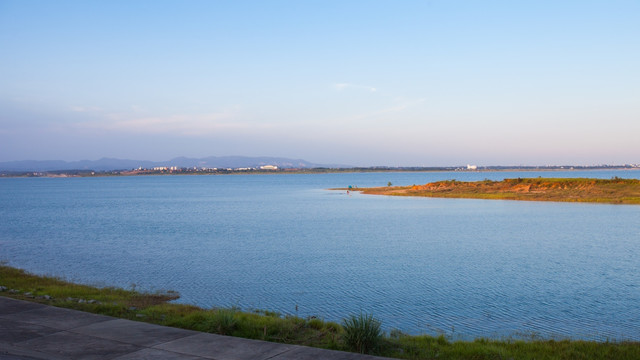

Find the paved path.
[{"left": 0, "top": 296, "right": 392, "bottom": 360}]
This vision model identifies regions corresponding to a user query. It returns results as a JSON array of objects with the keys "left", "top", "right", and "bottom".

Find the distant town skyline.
[{"left": 1, "top": 1, "right": 638, "bottom": 166}]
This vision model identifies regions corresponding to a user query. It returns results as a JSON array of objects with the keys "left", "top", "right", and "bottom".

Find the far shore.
[{"left": 2, "top": 165, "right": 639, "bottom": 178}]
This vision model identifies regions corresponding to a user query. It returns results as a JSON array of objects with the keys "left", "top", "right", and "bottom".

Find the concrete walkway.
[{"left": 0, "top": 296, "right": 392, "bottom": 360}]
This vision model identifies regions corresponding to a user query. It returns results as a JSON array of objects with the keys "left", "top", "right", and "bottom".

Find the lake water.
[{"left": 1, "top": 170, "right": 639, "bottom": 341}]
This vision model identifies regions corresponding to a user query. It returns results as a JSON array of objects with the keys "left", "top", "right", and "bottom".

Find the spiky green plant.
[
  {"left": 342, "top": 312, "right": 382, "bottom": 354},
  {"left": 207, "top": 308, "right": 237, "bottom": 335}
]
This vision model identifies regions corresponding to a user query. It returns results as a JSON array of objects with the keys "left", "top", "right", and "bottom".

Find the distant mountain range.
[{"left": 0, "top": 156, "right": 351, "bottom": 172}]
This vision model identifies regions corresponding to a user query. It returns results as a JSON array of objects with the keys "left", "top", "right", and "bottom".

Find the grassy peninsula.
[
  {"left": 354, "top": 177, "right": 640, "bottom": 205},
  {"left": 2, "top": 264, "right": 639, "bottom": 359}
]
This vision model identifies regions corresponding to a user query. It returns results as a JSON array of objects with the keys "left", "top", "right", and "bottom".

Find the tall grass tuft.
[
  {"left": 342, "top": 312, "right": 382, "bottom": 354},
  {"left": 207, "top": 309, "right": 237, "bottom": 335}
]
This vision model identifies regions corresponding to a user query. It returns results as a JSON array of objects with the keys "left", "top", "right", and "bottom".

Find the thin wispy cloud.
[
  {"left": 334, "top": 83, "right": 377, "bottom": 93},
  {"left": 79, "top": 113, "right": 244, "bottom": 135},
  {"left": 130, "top": 105, "right": 145, "bottom": 113},
  {"left": 339, "top": 97, "right": 426, "bottom": 123},
  {"left": 71, "top": 106, "right": 256, "bottom": 136},
  {"left": 70, "top": 106, "right": 103, "bottom": 113}
]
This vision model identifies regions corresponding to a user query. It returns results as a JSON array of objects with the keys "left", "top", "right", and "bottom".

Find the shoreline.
[
  {"left": 1, "top": 264, "right": 639, "bottom": 359},
  {"left": 345, "top": 177, "right": 640, "bottom": 205}
]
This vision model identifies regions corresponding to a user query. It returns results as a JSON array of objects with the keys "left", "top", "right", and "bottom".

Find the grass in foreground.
[
  {"left": 1, "top": 264, "right": 639, "bottom": 359},
  {"left": 353, "top": 177, "right": 640, "bottom": 205}
]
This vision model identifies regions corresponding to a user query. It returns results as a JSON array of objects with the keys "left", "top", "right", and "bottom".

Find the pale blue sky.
[{"left": 1, "top": 1, "right": 638, "bottom": 166}]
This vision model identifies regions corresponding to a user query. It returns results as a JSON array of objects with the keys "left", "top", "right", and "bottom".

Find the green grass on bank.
[{"left": 1, "top": 264, "right": 639, "bottom": 359}]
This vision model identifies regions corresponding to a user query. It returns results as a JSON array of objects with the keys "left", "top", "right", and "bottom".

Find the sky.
[{"left": 1, "top": 1, "right": 638, "bottom": 166}]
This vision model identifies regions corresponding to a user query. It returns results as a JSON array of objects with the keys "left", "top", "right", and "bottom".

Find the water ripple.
[{"left": 1, "top": 172, "right": 640, "bottom": 340}]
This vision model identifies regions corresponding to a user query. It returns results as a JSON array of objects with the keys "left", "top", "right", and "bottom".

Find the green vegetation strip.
[
  {"left": 1, "top": 264, "right": 639, "bottom": 359},
  {"left": 352, "top": 177, "right": 640, "bottom": 205}
]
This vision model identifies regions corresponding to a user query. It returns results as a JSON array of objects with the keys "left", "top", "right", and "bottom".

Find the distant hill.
[{"left": 0, "top": 156, "right": 351, "bottom": 172}]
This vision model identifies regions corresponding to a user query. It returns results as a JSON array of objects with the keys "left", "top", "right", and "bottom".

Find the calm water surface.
[{"left": 1, "top": 170, "right": 639, "bottom": 340}]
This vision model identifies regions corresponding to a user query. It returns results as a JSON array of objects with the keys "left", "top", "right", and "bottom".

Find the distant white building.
[
  {"left": 259, "top": 165, "right": 278, "bottom": 170},
  {"left": 467, "top": 164, "right": 478, "bottom": 170}
]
